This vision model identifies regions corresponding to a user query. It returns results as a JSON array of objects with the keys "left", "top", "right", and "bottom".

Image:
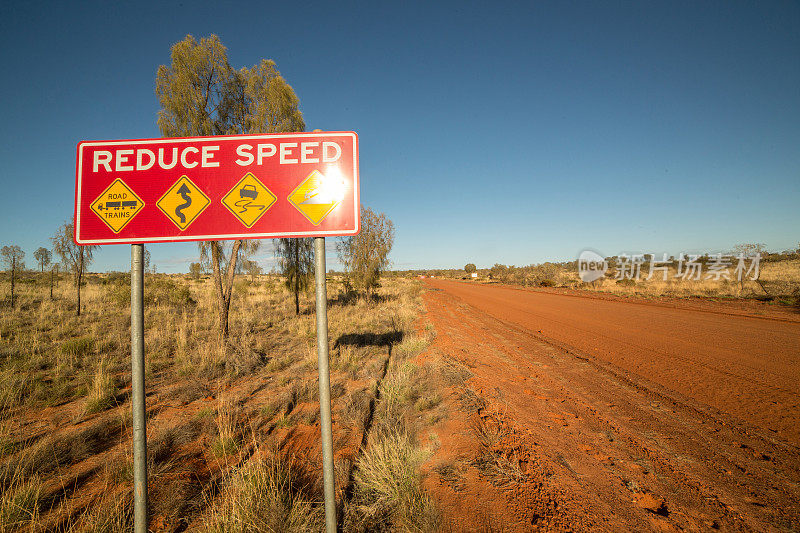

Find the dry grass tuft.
[
  {"left": 471, "top": 414, "right": 526, "bottom": 489},
  {"left": 346, "top": 429, "right": 439, "bottom": 532},
  {"left": 0, "top": 471, "right": 42, "bottom": 533},
  {"left": 211, "top": 396, "right": 241, "bottom": 457},
  {"left": 85, "top": 357, "right": 117, "bottom": 414},
  {"left": 67, "top": 489, "right": 133, "bottom": 532},
  {"left": 205, "top": 450, "right": 323, "bottom": 533}
]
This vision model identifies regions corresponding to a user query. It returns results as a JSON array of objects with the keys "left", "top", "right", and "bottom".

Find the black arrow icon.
[{"left": 175, "top": 183, "right": 192, "bottom": 224}]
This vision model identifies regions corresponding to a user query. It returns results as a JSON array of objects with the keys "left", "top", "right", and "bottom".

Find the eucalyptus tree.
[
  {"left": 156, "top": 34, "right": 305, "bottom": 338},
  {"left": 337, "top": 207, "right": 395, "bottom": 299},
  {"left": 34, "top": 247, "right": 52, "bottom": 273},
  {"left": 1, "top": 245, "right": 25, "bottom": 307},
  {"left": 52, "top": 222, "right": 98, "bottom": 316},
  {"left": 275, "top": 238, "right": 314, "bottom": 315}
]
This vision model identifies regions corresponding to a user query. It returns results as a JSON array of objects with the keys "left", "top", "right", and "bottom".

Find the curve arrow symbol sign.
[{"left": 175, "top": 183, "right": 192, "bottom": 224}]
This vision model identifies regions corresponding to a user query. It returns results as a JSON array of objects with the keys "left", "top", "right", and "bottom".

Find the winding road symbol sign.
[
  {"left": 221, "top": 173, "right": 277, "bottom": 228},
  {"left": 156, "top": 176, "right": 210, "bottom": 230},
  {"left": 90, "top": 178, "right": 144, "bottom": 233}
]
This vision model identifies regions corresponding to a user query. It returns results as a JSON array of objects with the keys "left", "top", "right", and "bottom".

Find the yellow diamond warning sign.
[
  {"left": 90, "top": 179, "right": 144, "bottom": 233},
  {"left": 221, "top": 173, "right": 276, "bottom": 228},
  {"left": 288, "top": 170, "right": 346, "bottom": 225},
  {"left": 156, "top": 176, "right": 210, "bottom": 230}
]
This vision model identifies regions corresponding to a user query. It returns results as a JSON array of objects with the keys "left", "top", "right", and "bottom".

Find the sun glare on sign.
[
  {"left": 288, "top": 168, "right": 347, "bottom": 225},
  {"left": 309, "top": 167, "right": 346, "bottom": 205}
]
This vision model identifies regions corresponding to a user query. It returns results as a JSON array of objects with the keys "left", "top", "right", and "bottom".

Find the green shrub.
[
  {"left": 108, "top": 277, "right": 195, "bottom": 308},
  {"left": 101, "top": 272, "right": 130, "bottom": 285},
  {"left": 61, "top": 337, "right": 95, "bottom": 358}
]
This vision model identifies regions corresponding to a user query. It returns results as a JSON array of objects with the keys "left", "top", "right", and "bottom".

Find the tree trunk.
[
  {"left": 210, "top": 243, "right": 227, "bottom": 339},
  {"left": 294, "top": 243, "right": 300, "bottom": 315},
  {"left": 210, "top": 240, "right": 243, "bottom": 341},
  {"left": 10, "top": 256, "right": 15, "bottom": 308},
  {"left": 222, "top": 240, "right": 243, "bottom": 340}
]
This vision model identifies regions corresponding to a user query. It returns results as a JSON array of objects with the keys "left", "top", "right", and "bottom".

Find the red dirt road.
[
  {"left": 422, "top": 280, "right": 800, "bottom": 531},
  {"left": 427, "top": 280, "right": 800, "bottom": 445}
]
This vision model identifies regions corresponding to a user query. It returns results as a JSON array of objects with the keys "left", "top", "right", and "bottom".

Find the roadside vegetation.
[
  {"left": 406, "top": 245, "right": 800, "bottom": 306},
  {"left": 0, "top": 266, "right": 447, "bottom": 531}
]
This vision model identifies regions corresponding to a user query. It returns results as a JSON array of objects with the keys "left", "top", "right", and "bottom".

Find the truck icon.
[{"left": 98, "top": 200, "right": 138, "bottom": 211}]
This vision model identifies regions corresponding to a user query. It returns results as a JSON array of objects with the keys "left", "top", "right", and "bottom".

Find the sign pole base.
[{"left": 314, "top": 237, "right": 337, "bottom": 532}]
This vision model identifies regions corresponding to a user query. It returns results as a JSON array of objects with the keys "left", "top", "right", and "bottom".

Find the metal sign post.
[
  {"left": 314, "top": 237, "right": 336, "bottom": 532},
  {"left": 131, "top": 244, "right": 148, "bottom": 532}
]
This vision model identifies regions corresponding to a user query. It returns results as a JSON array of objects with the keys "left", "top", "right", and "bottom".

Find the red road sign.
[{"left": 74, "top": 131, "right": 359, "bottom": 244}]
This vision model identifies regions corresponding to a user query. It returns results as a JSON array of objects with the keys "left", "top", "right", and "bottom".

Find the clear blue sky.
[{"left": 1, "top": 1, "right": 798, "bottom": 272}]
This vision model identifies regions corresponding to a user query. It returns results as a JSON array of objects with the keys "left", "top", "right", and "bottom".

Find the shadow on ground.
[{"left": 334, "top": 331, "right": 403, "bottom": 348}]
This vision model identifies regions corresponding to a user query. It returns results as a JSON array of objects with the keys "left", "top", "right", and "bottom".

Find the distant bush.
[
  {"left": 101, "top": 272, "right": 130, "bottom": 285},
  {"left": 108, "top": 276, "right": 195, "bottom": 308},
  {"left": 616, "top": 278, "right": 636, "bottom": 286}
]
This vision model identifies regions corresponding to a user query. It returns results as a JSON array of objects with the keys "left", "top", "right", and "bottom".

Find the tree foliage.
[
  {"left": 464, "top": 263, "right": 476, "bottom": 274},
  {"left": 337, "top": 207, "right": 395, "bottom": 298},
  {"left": 51, "top": 222, "right": 98, "bottom": 316},
  {"left": 239, "top": 259, "right": 263, "bottom": 281},
  {"left": 156, "top": 34, "right": 305, "bottom": 338},
  {"left": 0, "top": 245, "right": 24, "bottom": 272},
  {"left": 156, "top": 34, "right": 304, "bottom": 137},
  {"left": 489, "top": 263, "right": 507, "bottom": 280},
  {"left": 1, "top": 245, "right": 24, "bottom": 307},
  {"left": 34, "top": 247, "right": 52, "bottom": 272},
  {"left": 275, "top": 238, "right": 314, "bottom": 314},
  {"left": 189, "top": 262, "right": 203, "bottom": 280},
  {"left": 732, "top": 243, "right": 766, "bottom": 257},
  {"left": 143, "top": 246, "right": 152, "bottom": 274}
]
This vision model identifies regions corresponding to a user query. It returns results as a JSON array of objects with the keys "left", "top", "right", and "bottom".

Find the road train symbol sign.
[
  {"left": 156, "top": 176, "right": 210, "bottom": 230},
  {"left": 90, "top": 179, "right": 144, "bottom": 233},
  {"left": 74, "top": 131, "right": 359, "bottom": 244},
  {"left": 221, "top": 173, "right": 277, "bottom": 228}
]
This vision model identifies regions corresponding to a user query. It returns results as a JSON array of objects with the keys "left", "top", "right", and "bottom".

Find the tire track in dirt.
[
  {"left": 427, "top": 280, "right": 800, "bottom": 445},
  {"left": 422, "top": 283, "right": 800, "bottom": 531}
]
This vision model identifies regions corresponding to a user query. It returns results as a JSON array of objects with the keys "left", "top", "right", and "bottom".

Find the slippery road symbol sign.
[
  {"left": 156, "top": 176, "right": 210, "bottom": 230},
  {"left": 288, "top": 170, "right": 346, "bottom": 225},
  {"left": 90, "top": 179, "right": 144, "bottom": 233},
  {"left": 221, "top": 173, "right": 276, "bottom": 228}
]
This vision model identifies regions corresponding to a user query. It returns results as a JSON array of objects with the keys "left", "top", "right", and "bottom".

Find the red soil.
[{"left": 421, "top": 280, "right": 800, "bottom": 531}]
